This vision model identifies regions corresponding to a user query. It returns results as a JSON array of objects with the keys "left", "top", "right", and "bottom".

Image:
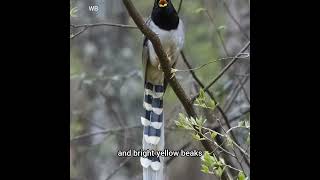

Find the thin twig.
[
  {"left": 71, "top": 125, "right": 187, "bottom": 142},
  {"left": 204, "top": 9, "right": 229, "bottom": 56},
  {"left": 70, "top": 125, "right": 141, "bottom": 142},
  {"left": 70, "top": 23, "right": 137, "bottom": 29},
  {"left": 175, "top": 54, "right": 249, "bottom": 73},
  {"left": 177, "top": 0, "right": 183, "bottom": 14},
  {"left": 70, "top": 23, "right": 138, "bottom": 39},
  {"left": 220, "top": 0, "right": 250, "bottom": 40},
  {"left": 223, "top": 73, "right": 250, "bottom": 113},
  {"left": 165, "top": 141, "right": 192, "bottom": 165},
  {"left": 229, "top": 109, "right": 250, "bottom": 122},
  {"left": 236, "top": 75, "right": 250, "bottom": 104},
  {"left": 240, "top": 144, "right": 250, "bottom": 165},
  {"left": 105, "top": 157, "right": 132, "bottom": 180},
  {"left": 192, "top": 41, "right": 250, "bottom": 101},
  {"left": 225, "top": 126, "right": 249, "bottom": 134},
  {"left": 70, "top": 26, "right": 88, "bottom": 39},
  {"left": 216, "top": 119, "right": 249, "bottom": 158}
]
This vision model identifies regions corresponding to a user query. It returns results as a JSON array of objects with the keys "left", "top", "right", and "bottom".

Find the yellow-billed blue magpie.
[{"left": 140, "top": 0, "right": 184, "bottom": 179}]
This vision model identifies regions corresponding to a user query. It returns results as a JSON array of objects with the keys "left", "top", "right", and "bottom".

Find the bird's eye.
[{"left": 158, "top": 0, "right": 168, "bottom": 8}]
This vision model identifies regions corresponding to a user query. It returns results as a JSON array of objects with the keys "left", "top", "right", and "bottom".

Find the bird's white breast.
[{"left": 147, "top": 20, "right": 184, "bottom": 67}]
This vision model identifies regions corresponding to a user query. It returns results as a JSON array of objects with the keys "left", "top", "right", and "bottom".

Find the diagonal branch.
[
  {"left": 105, "top": 157, "right": 132, "bottom": 180},
  {"left": 192, "top": 41, "right": 250, "bottom": 101},
  {"left": 177, "top": 0, "right": 183, "bottom": 13},
  {"left": 221, "top": 0, "right": 250, "bottom": 40}
]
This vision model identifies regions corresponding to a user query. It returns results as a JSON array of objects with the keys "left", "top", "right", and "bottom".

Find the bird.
[{"left": 139, "top": 0, "right": 184, "bottom": 179}]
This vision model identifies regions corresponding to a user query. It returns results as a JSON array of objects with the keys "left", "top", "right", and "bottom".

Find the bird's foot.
[
  {"left": 170, "top": 68, "right": 177, "bottom": 79},
  {"left": 158, "top": 63, "right": 162, "bottom": 71}
]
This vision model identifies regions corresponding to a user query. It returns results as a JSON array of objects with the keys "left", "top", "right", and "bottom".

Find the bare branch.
[
  {"left": 70, "top": 125, "right": 188, "bottom": 142},
  {"left": 165, "top": 141, "right": 192, "bottom": 165},
  {"left": 236, "top": 75, "right": 250, "bottom": 104},
  {"left": 175, "top": 54, "right": 249, "bottom": 73},
  {"left": 203, "top": 9, "right": 229, "bottom": 56},
  {"left": 229, "top": 108, "right": 250, "bottom": 122},
  {"left": 177, "top": 0, "right": 183, "bottom": 14},
  {"left": 70, "top": 23, "right": 137, "bottom": 29},
  {"left": 220, "top": 0, "right": 250, "bottom": 40},
  {"left": 70, "top": 26, "right": 88, "bottom": 39},
  {"left": 70, "top": 125, "right": 141, "bottom": 142},
  {"left": 105, "top": 157, "right": 132, "bottom": 180},
  {"left": 70, "top": 22, "right": 138, "bottom": 39},
  {"left": 223, "top": 73, "right": 250, "bottom": 113},
  {"left": 192, "top": 41, "right": 250, "bottom": 101}
]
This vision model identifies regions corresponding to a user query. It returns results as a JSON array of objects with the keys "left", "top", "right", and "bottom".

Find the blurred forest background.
[{"left": 70, "top": 0, "right": 250, "bottom": 180}]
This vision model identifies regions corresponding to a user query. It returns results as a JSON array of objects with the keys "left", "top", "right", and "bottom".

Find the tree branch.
[
  {"left": 192, "top": 41, "right": 250, "bottom": 101},
  {"left": 70, "top": 23, "right": 137, "bottom": 29},
  {"left": 175, "top": 55, "right": 249, "bottom": 73},
  {"left": 221, "top": 0, "right": 250, "bottom": 40},
  {"left": 70, "top": 26, "right": 88, "bottom": 39},
  {"left": 105, "top": 157, "right": 132, "bottom": 180},
  {"left": 70, "top": 22, "right": 138, "bottom": 39},
  {"left": 177, "top": 0, "right": 183, "bottom": 13},
  {"left": 165, "top": 141, "right": 192, "bottom": 165}
]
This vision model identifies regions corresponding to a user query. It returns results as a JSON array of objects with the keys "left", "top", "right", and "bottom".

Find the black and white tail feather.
[{"left": 140, "top": 1, "right": 184, "bottom": 180}]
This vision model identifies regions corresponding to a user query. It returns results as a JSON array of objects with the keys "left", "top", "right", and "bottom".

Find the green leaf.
[
  {"left": 175, "top": 120, "right": 183, "bottom": 128},
  {"left": 217, "top": 25, "right": 226, "bottom": 31},
  {"left": 175, "top": 113, "right": 194, "bottom": 130},
  {"left": 70, "top": 7, "right": 78, "bottom": 17},
  {"left": 238, "top": 171, "right": 246, "bottom": 180},
  {"left": 192, "top": 133, "right": 201, "bottom": 141},
  {"left": 246, "top": 133, "right": 250, "bottom": 144},
  {"left": 199, "top": 89, "right": 205, "bottom": 99},
  {"left": 194, "top": 8, "right": 206, "bottom": 14},
  {"left": 226, "top": 136, "right": 234, "bottom": 148},
  {"left": 238, "top": 121, "right": 245, "bottom": 127},
  {"left": 201, "top": 164, "right": 210, "bottom": 174},
  {"left": 208, "top": 99, "right": 216, "bottom": 109},
  {"left": 195, "top": 116, "right": 206, "bottom": 127},
  {"left": 214, "top": 167, "right": 224, "bottom": 177},
  {"left": 210, "top": 131, "right": 217, "bottom": 139},
  {"left": 245, "top": 120, "right": 250, "bottom": 129}
]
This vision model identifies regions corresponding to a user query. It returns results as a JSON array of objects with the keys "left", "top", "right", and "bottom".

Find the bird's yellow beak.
[{"left": 159, "top": 0, "right": 168, "bottom": 7}]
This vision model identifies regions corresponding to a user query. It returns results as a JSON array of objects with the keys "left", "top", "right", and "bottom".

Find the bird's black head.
[{"left": 151, "top": 0, "right": 179, "bottom": 30}]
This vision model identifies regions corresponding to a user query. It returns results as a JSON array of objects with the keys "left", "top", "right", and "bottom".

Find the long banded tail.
[
  {"left": 140, "top": 81, "right": 165, "bottom": 179},
  {"left": 141, "top": 82, "right": 164, "bottom": 145}
]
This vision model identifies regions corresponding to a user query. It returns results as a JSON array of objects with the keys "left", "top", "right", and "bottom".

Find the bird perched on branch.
[{"left": 140, "top": 0, "right": 184, "bottom": 179}]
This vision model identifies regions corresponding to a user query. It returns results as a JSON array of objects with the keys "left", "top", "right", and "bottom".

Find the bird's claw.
[
  {"left": 170, "top": 68, "right": 177, "bottom": 79},
  {"left": 158, "top": 63, "right": 162, "bottom": 71}
]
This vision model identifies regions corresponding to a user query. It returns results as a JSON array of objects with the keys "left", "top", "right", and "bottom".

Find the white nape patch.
[
  {"left": 141, "top": 117, "right": 150, "bottom": 126},
  {"left": 150, "top": 122, "right": 162, "bottom": 129},
  {"left": 152, "top": 107, "right": 163, "bottom": 115},
  {"left": 140, "top": 157, "right": 151, "bottom": 168},
  {"left": 143, "top": 102, "right": 153, "bottom": 111},
  {"left": 145, "top": 136, "right": 161, "bottom": 145},
  {"left": 151, "top": 161, "right": 161, "bottom": 171}
]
